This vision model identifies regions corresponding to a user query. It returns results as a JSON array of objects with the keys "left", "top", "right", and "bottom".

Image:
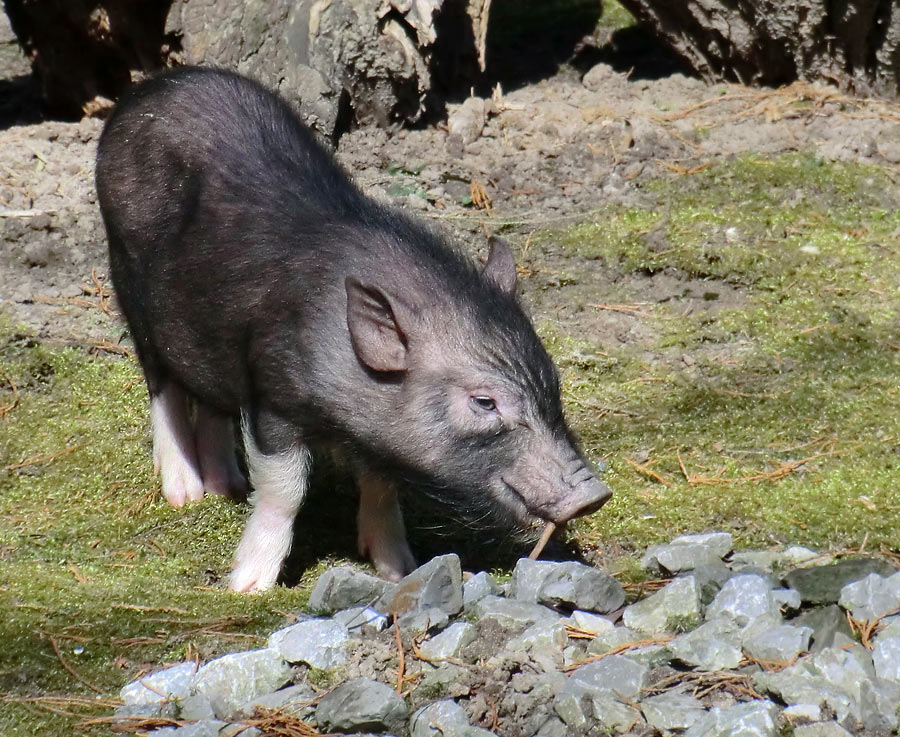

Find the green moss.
[
  {"left": 537, "top": 152, "right": 900, "bottom": 553},
  {"left": 0, "top": 327, "right": 310, "bottom": 735}
]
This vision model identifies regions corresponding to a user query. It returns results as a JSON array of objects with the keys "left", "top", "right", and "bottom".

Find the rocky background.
[{"left": 118, "top": 536, "right": 900, "bottom": 736}]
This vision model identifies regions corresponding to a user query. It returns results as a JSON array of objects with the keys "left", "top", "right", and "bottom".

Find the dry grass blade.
[
  {"left": 470, "top": 178, "right": 493, "bottom": 212},
  {"left": 47, "top": 636, "right": 104, "bottom": 694},
  {"left": 86, "top": 339, "right": 133, "bottom": 358},
  {"left": 623, "top": 457, "right": 673, "bottom": 487},
  {"left": 563, "top": 636, "right": 672, "bottom": 671},
  {"left": 243, "top": 706, "right": 323, "bottom": 736},
  {"left": 588, "top": 303, "right": 652, "bottom": 318},
  {"left": 528, "top": 521, "right": 556, "bottom": 560},
  {"left": 0, "top": 369, "right": 20, "bottom": 418},
  {"left": 5, "top": 442, "right": 83, "bottom": 471},
  {"left": 393, "top": 614, "right": 406, "bottom": 694}
]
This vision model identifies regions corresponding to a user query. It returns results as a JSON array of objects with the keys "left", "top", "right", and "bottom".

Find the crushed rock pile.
[{"left": 117, "top": 534, "right": 900, "bottom": 736}]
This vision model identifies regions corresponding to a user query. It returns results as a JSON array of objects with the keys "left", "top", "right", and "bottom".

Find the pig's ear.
[
  {"left": 345, "top": 277, "right": 410, "bottom": 372},
  {"left": 483, "top": 236, "right": 517, "bottom": 295}
]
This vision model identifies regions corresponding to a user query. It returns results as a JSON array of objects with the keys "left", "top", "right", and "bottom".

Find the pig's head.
[{"left": 343, "top": 236, "right": 612, "bottom": 532}]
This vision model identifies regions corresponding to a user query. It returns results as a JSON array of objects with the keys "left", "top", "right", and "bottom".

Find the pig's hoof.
[
  {"left": 159, "top": 464, "right": 205, "bottom": 507},
  {"left": 230, "top": 551, "right": 282, "bottom": 592},
  {"left": 202, "top": 468, "right": 248, "bottom": 499},
  {"left": 369, "top": 544, "right": 417, "bottom": 582}
]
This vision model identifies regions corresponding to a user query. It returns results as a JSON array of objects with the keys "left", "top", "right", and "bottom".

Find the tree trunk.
[
  {"left": 617, "top": 0, "right": 900, "bottom": 97},
  {"left": 3, "top": 0, "right": 489, "bottom": 131}
]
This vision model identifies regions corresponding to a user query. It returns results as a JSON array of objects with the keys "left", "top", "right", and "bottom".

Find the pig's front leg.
[
  {"left": 151, "top": 382, "right": 204, "bottom": 507},
  {"left": 356, "top": 470, "right": 416, "bottom": 581},
  {"left": 231, "top": 416, "right": 310, "bottom": 592}
]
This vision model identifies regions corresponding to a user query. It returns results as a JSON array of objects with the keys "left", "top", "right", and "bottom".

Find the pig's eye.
[{"left": 470, "top": 395, "right": 498, "bottom": 413}]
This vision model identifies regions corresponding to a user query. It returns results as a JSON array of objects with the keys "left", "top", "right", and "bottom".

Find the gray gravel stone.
[
  {"left": 409, "top": 700, "right": 468, "bottom": 737},
  {"left": 670, "top": 618, "right": 743, "bottom": 670},
  {"left": 189, "top": 648, "right": 291, "bottom": 720},
  {"left": 781, "top": 546, "right": 819, "bottom": 565},
  {"left": 150, "top": 721, "right": 259, "bottom": 737},
  {"left": 410, "top": 699, "right": 493, "bottom": 737},
  {"left": 706, "top": 574, "right": 779, "bottom": 628},
  {"left": 462, "top": 571, "right": 500, "bottom": 606},
  {"left": 510, "top": 559, "right": 564, "bottom": 603},
  {"left": 333, "top": 606, "right": 390, "bottom": 632},
  {"left": 623, "top": 574, "right": 702, "bottom": 634},
  {"left": 754, "top": 644, "right": 875, "bottom": 723},
  {"left": 782, "top": 557, "right": 895, "bottom": 605},
  {"left": 742, "top": 623, "right": 813, "bottom": 662},
  {"left": 308, "top": 565, "right": 395, "bottom": 615},
  {"left": 791, "top": 604, "right": 855, "bottom": 651},
  {"left": 640, "top": 691, "right": 706, "bottom": 730},
  {"left": 315, "top": 677, "right": 408, "bottom": 734},
  {"left": 772, "top": 588, "right": 802, "bottom": 612},
  {"left": 507, "top": 620, "right": 568, "bottom": 669},
  {"left": 729, "top": 550, "right": 782, "bottom": 572},
  {"left": 120, "top": 662, "right": 196, "bottom": 705},
  {"left": 872, "top": 635, "right": 900, "bottom": 681},
  {"left": 514, "top": 561, "right": 625, "bottom": 613},
  {"left": 685, "top": 699, "right": 780, "bottom": 737},
  {"left": 793, "top": 724, "right": 854, "bottom": 737},
  {"left": 568, "top": 610, "right": 615, "bottom": 636},
  {"left": 383, "top": 554, "right": 463, "bottom": 618},
  {"left": 471, "top": 595, "right": 560, "bottom": 630},
  {"left": 397, "top": 606, "right": 450, "bottom": 634},
  {"left": 233, "top": 683, "right": 317, "bottom": 720},
  {"left": 268, "top": 618, "right": 349, "bottom": 670},
  {"left": 586, "top": 625, "right": 642, "bottom": 656},
  {"left": 567, "top": 654, "right": 649, "bottom": 701},
  {"left": 691, "top": 563, "right": 734, "bottom": 605},
  {"left": 418, "top": 622, "right": 476, "bottom": 661},
  {"left": 534, "top": 561, "right": 625, "bottom": 614},
  {"left": 642, "top": 532, "right": 733, "bottom": 573},
  {"left": 839, "top": 570, "right": 900, "bottom": 621},
  {"left": 590, "top": 691, "right": 643, "bottom": 730},
  {"left": 782, "top": 703, "right": 821, "bottom": 720}
]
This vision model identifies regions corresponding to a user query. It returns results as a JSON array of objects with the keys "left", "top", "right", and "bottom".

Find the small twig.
[
  {"left": 528, "top": 521, "right": 557, "bottom": 560},
  {"left": 48, "top": 636, "right": 104, "bottom": 693},
  {"left": 0, "top": 369, "right": 20, "bottom": 418},
  {"left": 86, "top": 339, "right": 133, "bottom": 357},
  {"left": 623, "top": 457, "right": 673, "bottom": 487},
  {"left": 588, "top": 303, "right": 652, "bottom": 318},
  {"left": 564, "top": 636, "right": 672, "bottom": 671},
  {"left": 393, "top": 615, "right": 406, "bottom": 695},
  {"left": 5, "top": 442, "right": 83, "bottom": 471}
]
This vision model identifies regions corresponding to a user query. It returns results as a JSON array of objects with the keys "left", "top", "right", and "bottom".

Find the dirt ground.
[{"left": 3, "top": 12, "right": 900, "bottom": 357}]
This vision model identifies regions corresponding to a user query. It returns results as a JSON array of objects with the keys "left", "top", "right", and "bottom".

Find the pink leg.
[
  {"left": 357, "top": 471, "right": 416, "bottom": 581},
  {"left": 230, "top": 419, "right": 310, "bottom": 593},
  {"left": 150, "top": 384, "right": 204, "bottom": 507},
  {"left": 195, "top": 404, "right": 247, "bottom": 498}
]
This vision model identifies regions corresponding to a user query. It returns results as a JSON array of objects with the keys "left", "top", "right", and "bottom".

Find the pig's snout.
[{"left": 553, "top": 472, "right": 612, "bottom": 523}]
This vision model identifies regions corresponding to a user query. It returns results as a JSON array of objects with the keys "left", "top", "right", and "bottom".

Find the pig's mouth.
[{"left": 499, "top": 478, "right": 554, "bottom": 528}]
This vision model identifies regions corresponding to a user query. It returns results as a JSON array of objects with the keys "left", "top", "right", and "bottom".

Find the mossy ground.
[
  {"left": 543, "top": 152, "right": 900, "bottom": 556},
  {"left": 4, "top": 148, "right": 899, "bottom": 733},
  {"left": 2, "top": 153, "right": 899, "bottom": 735}
]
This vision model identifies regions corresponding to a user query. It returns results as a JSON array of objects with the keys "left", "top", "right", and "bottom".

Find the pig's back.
[{"left": 97, "top": 68, "right": 366, "bottom": 410}]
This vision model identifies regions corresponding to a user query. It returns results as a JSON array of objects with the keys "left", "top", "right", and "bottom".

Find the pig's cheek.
[{"left": 150, "top": 387, "right": 204, "bottom": 507}]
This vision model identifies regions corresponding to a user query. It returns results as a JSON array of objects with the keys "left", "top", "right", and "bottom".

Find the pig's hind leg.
[
  {"left": 150, "top": 383, "right": 205, "bottom": 507},
  {"left": 194, "top": 404, "right": 248, "bottom": 498},
  {"left": 231, "top": 417, "right": 311, "bottom": 592},
  {"left": 356, "top": 471, "right": 417, "bottom": 581}
]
